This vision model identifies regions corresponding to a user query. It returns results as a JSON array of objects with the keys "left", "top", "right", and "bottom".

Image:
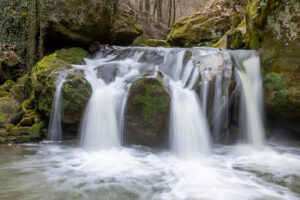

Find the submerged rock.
[{"left": 125, "top": 78, "right": 170, "bottom": 148}]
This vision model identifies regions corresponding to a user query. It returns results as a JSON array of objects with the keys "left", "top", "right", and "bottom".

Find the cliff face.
[
  {"left": 167, "top": 0, "right": 300, "bottom": 133},
  {"left": 0, "top": 0, "right": 143, "bottom": 81}
]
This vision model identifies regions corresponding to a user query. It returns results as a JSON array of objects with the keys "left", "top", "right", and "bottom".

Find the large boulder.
[
  {"left": 245, "top": 0, "right": 300, "bottom": 133},
  {"left": 125, "top": 78, "right": 170, "bottom": 148},
  {"left": 29, "top": 48, "right": 92, "bottom": 138},
  {"left": 167, "top": 0, "right": 246, "bottom": 47}
]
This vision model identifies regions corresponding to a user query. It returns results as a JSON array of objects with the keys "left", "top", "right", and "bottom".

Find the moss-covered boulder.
[
  {"left": 213, "top": 19, "right": 246, "bottom": 49},
  {"left": 31, "top": 48, "right": 89, "bottom": 117},
  {"left": 245, "top": 0, "right": 300, "bottom": 133},
  {"left": 167, "top": 0, "right": 246, "bottom": 47},
  {"left": 29, "top": 48, "right": 92, "bottom": 138},
  {"left": 132, "top": 35, "right": 171, "bottom": 47},
  {"left": 62, "top": 74, "right": 92, "bottom": 124},
  {"left": 125, "top": 78, "right": 170, "bottom": 148}
]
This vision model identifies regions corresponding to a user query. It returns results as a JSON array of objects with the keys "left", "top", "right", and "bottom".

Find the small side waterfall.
[
  {"left": 48, "top": 74, "right": 66, "bottom": 141},
  {"left": 231, "top": 51, "right": 265, "bottom": 147}
]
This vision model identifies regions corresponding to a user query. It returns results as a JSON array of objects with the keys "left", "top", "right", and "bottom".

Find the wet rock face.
[
  {"left": 246, "top": 0, "right": 300, "bottom": 133},
  {"left": 125, "top": 78, "right": 170, "bottom": 148}
]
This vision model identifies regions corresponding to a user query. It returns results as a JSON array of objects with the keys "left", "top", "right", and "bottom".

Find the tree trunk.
[
  {"left": 145, "top": 0, "right": 150, "bottom": 14},
  {"left": 139, "top": 0, "right": 143, "bottom": 13},
  {"left": 157, "top": 0, "right": 162, "bottom": 22}
]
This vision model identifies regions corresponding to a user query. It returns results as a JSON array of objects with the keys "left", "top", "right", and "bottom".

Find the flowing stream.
[{"left": 1, "top": 47, "right": 299, "bottom": 200}]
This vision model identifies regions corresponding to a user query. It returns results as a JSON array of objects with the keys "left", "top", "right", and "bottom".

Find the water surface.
[{"left": 0, "top": 142, "right": 299, "bottom": 200}]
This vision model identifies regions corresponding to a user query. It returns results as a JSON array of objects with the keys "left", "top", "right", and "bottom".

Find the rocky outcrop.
[
  {"left": 125, "top": 78, "right": 170, "bottom": 148},
  {"left": 167, "top": 0, "right": 300, "bottom": 134},
  {"left": 0, "top": 0, "right": 142, "bottom": 82},
  {"left": 0, "top": 48, "right": 91, "bottom": 143},
  {"left": 167, "top": 0, "right": 246, "bottom": 47}
]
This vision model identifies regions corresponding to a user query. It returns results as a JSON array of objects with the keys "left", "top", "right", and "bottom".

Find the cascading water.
[
  {"left": 77, "top": 53, "right": 139, "bottom": 150},
  {"left": 170, "top": 81, "right": 211, "bottom": 157},
  {"left": 165, "top": 50, "right": 211, "bottom": 158},
  {"left": 48, "top": 73, "right": 67, "bottom": 141},
  {"left": 72, "top": 47, "right": 265, "bottom": 155}
]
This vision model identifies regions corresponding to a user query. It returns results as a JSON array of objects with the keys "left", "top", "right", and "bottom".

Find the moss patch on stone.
[
  {"left": 132, "top": 36, "right": 171, "bottom": 47},
  {"left": 133, "top": 79, "right": 169, "bottom": 123}
]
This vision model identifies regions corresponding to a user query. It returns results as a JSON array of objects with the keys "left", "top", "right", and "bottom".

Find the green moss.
[
  {"left": 133, "top": 79, "right": 169, "bottom": 123},
  {"left": 112, "top": 12, "right": 143, "bottom": 45},
  {"left": 22, "top": 99, "right": 33, "bottom": 113},
  {"left": 29, "top": 123, "right": 43, "bottom": 140},
  {"left": 132, "top": 36, "right": 171, "bottom": 47},
  {"left": 227, "top": 29, "right": 244, "bottom": 49},
  {"left": 62, "top": 76, "right": 92, "bottom": 115},
  {"left": 0, "top": 96, "right": 21, "bottom": 126},
  {"left": 52, "top": 24, "right": 91, "bottom": 44},
  {"left": 2, "top": 80, "right": 16, "bottom": 91},
  {"left": 30, "top": 48, "right": 89, "bottom": 117},
  {"left": 56, "top": 48, "right": 89, "bottom": 64},
  {"left": 0, "top": 88, "right": 8, "bottom": 98},
  {"left": 167, "top": 0, "right": 245, "bottom": 47},
  {"left": 264, "top": 72, "right": 287, "bottom": 91}
]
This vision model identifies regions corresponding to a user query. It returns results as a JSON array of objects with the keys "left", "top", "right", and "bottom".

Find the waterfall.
[
  {"left": 170, "top": 81, "right": 211, "bottom": 158},
  {"left": 78, "top": 50, "right": 140, "bottom": 150},
  {"left": 166, "top": 49, "right": 211, "bottom": 158},
  {"left": 231, "top": 51, "right": 265, "bottom": 147},
  {"left": 67, "top": 47, "right": 265, "bottom": 154},
  {"left": 48, "top": 74, "right": 66, "bottom": 141}
]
